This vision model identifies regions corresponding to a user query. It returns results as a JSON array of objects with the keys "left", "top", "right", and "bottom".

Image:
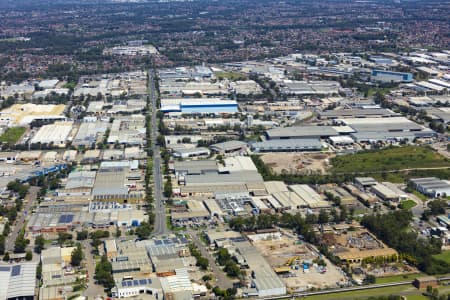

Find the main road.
[{"left": 148, "top": 70, "right": 168, "bottom": 236}]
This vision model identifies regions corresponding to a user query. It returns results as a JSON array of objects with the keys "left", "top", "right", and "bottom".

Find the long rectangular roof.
[{"left": 266, "top": 126, "right": 338, "bottom": 139}]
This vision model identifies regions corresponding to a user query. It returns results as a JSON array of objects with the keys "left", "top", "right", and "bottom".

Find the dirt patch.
[{"left": 261, "top": 153, "right": 334, "bottom": 175}]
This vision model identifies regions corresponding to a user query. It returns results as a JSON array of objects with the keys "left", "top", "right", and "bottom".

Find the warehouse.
[
  {"left": 289, "top": 184, "right": 330, "bottom": 208},
  {"left": 319, "top": 108, "right": 398, "bottom": 119},
  {"left": 73, "top": 121, "right": 109, "bottom": 147},
  {"left": 410, "top": 177, "right": 450, "bottom": 198},
  {"left": 272, "top": 191, "right": 305, "bottom": 210},
  {"left": 0, "top": 262, "right": 37, "bottom": 300},
  {"left": 371, "top": 70, "right": 413, "bottom": 83},
  {"left": 172, "top": 147, "right": 210, "bottom": 159},
  {"left": 203, "top": 199, "right": 225, "bottom": 218},
  {"left": 57, "top": 171, "right": 96, "bottom": 196},
  {"left": 250, "top": 138, "right": 324, "bottom": 152},
  {"left": 280, "top": 80, "right": 340, "bottom": 95},
  {"left": 210, "top": 140, "right": 247, "bottom": 154},
  {"left": 371, "top": 183, "right": 400, "bottom": 202},
  {"left": 265, "top": 126, "right": 339, "bottom": 140},
  {"left": 171, "top": 200, "right": 210, "bottom": 222},
  {"left": 0, "top": 103, "right": 66, "bottom": 127},
  {"left": 30, "top": 121, "right": 74, "bottom": 146},
  {"left": 161, "top": 98, "right": 238, "bottom": 115},
  {"left": 337, "top": 117, "right": 436, "bottom": 142},
  {"left": 235, "top": 240, "right": 286, "bottom": 297},
  {"left": 107, "top": 115, "right": 146, "bottom": 146},
  {"left": 173, "top": 160, "right": 218, "bottom": 176}
]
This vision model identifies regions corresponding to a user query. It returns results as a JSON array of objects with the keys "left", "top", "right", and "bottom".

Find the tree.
[
  {"left": 35, "top": 235, "right": 45, "bottom": 254},
  {"left": 318, "top": 209, "right": 329, "bottom": 224},
  {"left": 0, "top": 235, "right": 5, "bottom": 255},
  {"left": 76, "top": 230, "right": 88, "bottom": 241},
  {"left": 363, "top": 274, "right": 376, "bottom": 285},
  {"left": 3, "top": 251, "right": 9, "bottom": 261},
  {"left": 95, "top": 255, "right": 115, "bottom": 290},
  {"left": 135, "top": 222, "right": 152, "bottom": 240},
  {"left": 14, "top": 234, "right": 27, "bottom": 253},
  {"left": 57, "top": 232, "right": 73, "bottom": 246},
  {"left": 25, "top": 250, "right": 32, "bottom": 261},
  {"left": 71, "top": 243, "right": 83, "bottom": 267}
]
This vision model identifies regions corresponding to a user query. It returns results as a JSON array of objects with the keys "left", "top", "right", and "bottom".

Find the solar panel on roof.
[
  {"left": 0, "top": 266, "right": 10, "bottom": 272},
  {"left": 126, "top": 281, "right": 132, "bottom": 286},
  {"left": 171, "top": 238, "right": 178, "bottom": 243},
  {"left": 121, "top": 282, "right": 127, "bottom": 287},
  {"left": 66, "top": 215, "right": 74, "bottom": 223},
  {"left": 147, "top": 279, "right": 152, "bottom": 284},
  {"left": 11, "top": 265, "right": 21, "bottom": 276},
  {"left": 180, "top": 237, "right": 188, "bottom": 244},
  {"left": 58, "top": 215, "right": 66, "bottom": 223},
  {"left": 154, "top": 240, "right": 162, "bottom": 245},
  {"left": 133, "top": 280, "right": 139, "bottom": 286},
  {"left": 139, "top": 279, "right": 147, "bottom": 285},
  {"left": 163, "top": 239, "right": 171, "bottom": 244}
]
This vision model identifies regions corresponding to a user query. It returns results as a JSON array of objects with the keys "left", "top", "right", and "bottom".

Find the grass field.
[
  {"left": 412, "top": 190, "right": 428, "bottom": 202},
  {"left": 399, "top": 200, "right": 417, "bottom": 210},
  {"left": 0, "top": 127, "right": 25, "bottom": 145},
  {"left": 375, "top": 273, "right": 422, "bottom": 284},
  {"left": 214, "top": 71, "right": 247, "bottom": 81},
  {"left": 330, "top": 146, "right": 450, "bottom": 174},
  {"left": 433, "top": 250, "right": 450, "bottom": 264}
]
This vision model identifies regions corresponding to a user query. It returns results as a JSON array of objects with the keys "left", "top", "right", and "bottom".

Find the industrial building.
[
  {"left": 319, "top": 108, "right": 399, "bottom": 120},
  {"left": 335, "top": 117, "right": 436, "bottom": 143},
  {"left": 410, "top": 177, "right": 450, "bottom": 198},
  {"left": 0, "top": 262, "right": 37, "bottom": 300},
  {"left": 161, "top": 98, "right": 238, "bottom": 115},
  {"left": 235, "top": 240, "right": 286, "bottom": 297},
  {"left": 72, "top": 121, "right": 109, "bottom": 147},
  {"left": 265, "top": 126, "right": 339, "bottom": 140},
  {"left": 371, "top": 70, "right": 413, "bottom": 83},
  {"left": 280, "top": 80, "right": 341, "bottom": 95},
  {"left": 107, "top": 115, "right": 146, "bottom": 146},
  {"left": 289, "top": 184, "right": 330, "bottom": 208},
  {"left": 0, "top": 103, "right": 66, "bottom": 127},
  {"left": 371, "top": 183, "right": 400, "bottom": 202},
  {"left": 209, "top": 140, "right": 247, "bottom": 154},
  {"left": 250, "top": 139, "right": 324, "bottom": 152},
  {"left": 30, "top": 121, "right": 74, "bottom": 146}
]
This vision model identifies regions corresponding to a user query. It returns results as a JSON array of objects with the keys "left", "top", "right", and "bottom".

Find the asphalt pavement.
[{"left": 148, "top": 70, "right": 168, "bottom": 236}]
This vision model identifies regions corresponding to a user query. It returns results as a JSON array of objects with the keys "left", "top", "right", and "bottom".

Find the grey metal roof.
[
  {"left": 266, "top": 126, "right": 338, "bottom": 139},
  {"left": 251, "top": 138, "right": 323, "bottom": 152},
  {"left": 320, "top": 108, "right": 398, "bottom": 119}
]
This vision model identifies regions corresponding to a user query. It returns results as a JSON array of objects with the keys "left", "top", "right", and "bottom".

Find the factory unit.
[
  {"left": 161, "top": 98, "right": 238, "bottom": 115},
  {"left": 72, "top": 121, "right": 109, "bottom": 148},
  {"left": 371, "top": 70, "right": 413, "bottom": 83},
  {"left": 288, "top": 184, "right": 330, "bottom": 208},
  {"left": 371, "top": 183, "right": 400, "bottom": 202},
  {"left": 250, "top": 139, "right": 324, "bottom": 153},
  {"left": 235, "top": 240, "right": 286, "bottom": 297},
  {"left": 265, "top": 126, "right": 339, "bottom": 140},
  {"left": 30, "top": 121, "right": 74, "bottom": 146},
  {"left": 0, "top": 262, "right": 38, "bottom": 300},
  {"left": 319, "top": 108, "right": 399, "bottom": 120},
  {"left": 410, "top": 177, "right": 450, "bottom": 198}
]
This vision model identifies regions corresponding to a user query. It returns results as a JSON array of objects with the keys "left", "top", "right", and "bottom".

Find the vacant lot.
[
  {"left": 0, "top": 127, "right": 26, "bottom": 145},
  {"left": 261, "top": 153, "right": 333, "bottom": 175},
  {"left": 330, "top": 146, "right": 450, "bottom": 174}
]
